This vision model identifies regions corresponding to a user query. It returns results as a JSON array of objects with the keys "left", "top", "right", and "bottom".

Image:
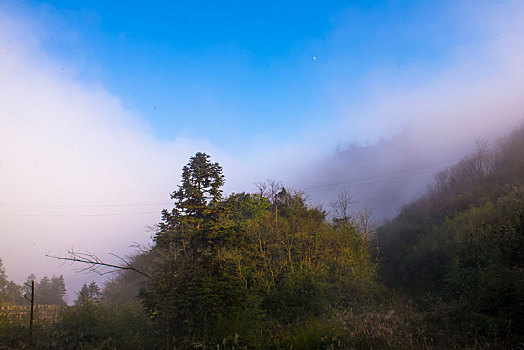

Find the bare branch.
[
  {"left": 255, "top": 179, "right": 283, "bottom": 202},
  {"left": 331, "top": 189, "right": 355, "bottom": 227},
  {"left": 46, "top": 249, "right": 155, "bottom": 282},
  {"left": 108, "top": 253, "right": 133, "bottom": 268}
]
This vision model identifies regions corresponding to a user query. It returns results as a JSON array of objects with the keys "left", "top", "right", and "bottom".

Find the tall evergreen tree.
[
  {"left": 145, "top": 152, "right": 244, "bottom": 347},
  {"left": 173, "top": 152, "right": 224, "bottom": 215},
  {"left": 75, "top": 281, "right": 101, "bottom": 305},
  {"left": 155, "top": 152, "right": 225, "bottom": 248},
  {"left": 4, "top": 281, "right": 24, "bottom": 305},
  {"left": 36, "top": 275, "right": 66, "bottom": 305},
  {"left": 50, "top": 275, "right": 67, "bottom": 305}
]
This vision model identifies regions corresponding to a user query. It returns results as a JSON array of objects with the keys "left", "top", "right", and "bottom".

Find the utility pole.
[
  {"left": 24, "top": 280, "right": 35, "bottom": 350},
  {"left": 274, "top": 193, "right": 278, "bottom": 230}
]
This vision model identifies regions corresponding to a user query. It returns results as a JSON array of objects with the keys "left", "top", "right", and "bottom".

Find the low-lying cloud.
[
  {"left": 0, "top": 9, "right": 237, "bottom": 299},
  {"left": 296, "top": 0, "right": 524, "bottom": 219}
]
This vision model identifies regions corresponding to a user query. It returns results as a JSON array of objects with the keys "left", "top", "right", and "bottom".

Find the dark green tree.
[
  {"left": 4, "top": 281, "right": 24, "bottom": 305},
  {"left": 75, "top": 281, "right": 101, "bottom": 305},
  {"left": 155, "top": 152, "right": 225, "bottom": 248},
  {"left": 37, "top": 276, "right": 51, "bottom": 304},
  {"left": 36, "top": 275, "right": 66, "bottom": 305},
  {"left": 144, "top": 152, "right": 246, "bottom": 348},
  {"left": 173, "top": 152, "right": 224, "bottom": 214},
  {"left": 0, "top": 259, "right": 8, "bottom": 304},
  {"left": 50, "top": 275, "right": 67, "bottom": 305}
]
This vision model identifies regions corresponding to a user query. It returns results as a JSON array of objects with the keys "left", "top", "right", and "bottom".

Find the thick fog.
[
  {"left": 1, "top": 1, "right": 524, "bottom": 301},
  {"left": 293, "top": 1, "right": 524, "bottom": 219}
]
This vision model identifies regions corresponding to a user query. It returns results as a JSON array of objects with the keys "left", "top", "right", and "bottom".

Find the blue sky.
[{"left": 8, "top": 0, "right": 468, "bottom": 150}]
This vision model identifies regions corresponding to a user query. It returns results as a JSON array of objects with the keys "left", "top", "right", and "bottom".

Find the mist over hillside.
[{"left": 296, "top": 120, "right": 523, "bottom": 220}]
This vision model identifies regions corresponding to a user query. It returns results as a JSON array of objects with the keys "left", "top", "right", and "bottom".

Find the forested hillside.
[
  {"left": 377, "top": 126, "right": 524, "bottom": 342},
  {"left": 1, "top": 127, "right": 523, "bottom": 349}
]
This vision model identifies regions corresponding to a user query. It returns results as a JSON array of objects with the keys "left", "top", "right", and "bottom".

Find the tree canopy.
[{"left": 139, "top": 154, "right": 377, "bottom": 348}]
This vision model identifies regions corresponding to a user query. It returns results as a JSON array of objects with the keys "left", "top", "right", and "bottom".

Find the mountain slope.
[{"left": 376, "top": 125, "right": 524, "bottom": 339}]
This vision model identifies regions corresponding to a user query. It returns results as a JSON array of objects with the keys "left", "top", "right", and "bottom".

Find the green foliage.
[
  {"left": 280, "top": 318, "right": 334, "bottom": 350},
  {"left": 0, "top": 259, "right": 7, "bottom": 294},
  {"left": 54, "top": 302, "right": 160, "bottom": 349},
  {"left": 143, "top": 153, "right": 250, "bottom": 346},
  {"left": 0, "top": 260, "right": 26, "bottom": 306},
  {"left": 263, "top": 270, "right": 329, "bottom": 323},
  {"left": 0, "top": 260, "right": 24, "bottom": 306},
  {"left": 443, "top": 214, "right": 524, "bottom": 338},
  {"left": 134, "top": 155, "right": 379, "bottom": 348},
  {"left": 0, "top": 303, "right": 160, "bottom": 349},
  {"left": 0, "top": 311, "right": 28, "bottom": 348},
  {"left": 206, "top": 295, "right": 268, "bottom": 349},
  {"left": 174, "top": 152, "right": 225, "bottom": 211},
  {"left": 75, "top": 281, "right": 101, "bottom": 306},
  {"left": 4, "top": 281, "right": 25, "bottom": 305},
  {"left": 376, "top": 126, "right": 524, "bottom": 344},
  {"left": 36, "top": 275, "right": 66, "bottom": 305},
  {"left": 224, "top": 192, "right": 270, "bottom": 223}
]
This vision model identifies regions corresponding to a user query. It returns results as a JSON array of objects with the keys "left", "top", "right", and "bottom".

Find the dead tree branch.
[{"left": 46, "top": 249, "right": 156, "bottom": 283}]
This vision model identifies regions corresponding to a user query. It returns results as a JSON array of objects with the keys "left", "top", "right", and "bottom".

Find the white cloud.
[
  {"left": 336, "top": 1, "right": 524, "bottom": 148},
  {"left": 0, "top": 7, "right": 320, "bottom": 300},
  {"left": 0, "top": 9, "right": 227, "bottom": 298},
  {"left": 294, "top": 1, "right": 524, "bottom": 218}
]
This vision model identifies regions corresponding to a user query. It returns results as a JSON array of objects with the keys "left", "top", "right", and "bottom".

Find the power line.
[
  {"left": 0, "top": 202, "right": 172, "bottom": 208},
  {"left": 0, "top": 211, "right": 160, "bottom": 217},
  {"left": 303, "top": 168, "right": 439, "bottom": 195},
  {"left": 0, "top": 157, "right": 464, "bottom": 214},
  {"left": 302, "top": 157, "right": 460, "bottom": 191},
  {"left": 300, "top": 157, "right": 461, "bottom": 195}
]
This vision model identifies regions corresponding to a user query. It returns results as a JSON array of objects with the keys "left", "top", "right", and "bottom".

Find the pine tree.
[
  {"left": 75, "top": 281, "right": 101, "bottom": 305},
  {"left": 50, "top": 275, "right": 66, "bottom": 305},
  {"left": 155, "top": 152, "right": 225, "bottom": 249},
  {"left": 143, "top": 152, "right": 245, "bottom": 346},
  {"left": 36, "top": 275, "right": 66, "bottom": 305}
]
